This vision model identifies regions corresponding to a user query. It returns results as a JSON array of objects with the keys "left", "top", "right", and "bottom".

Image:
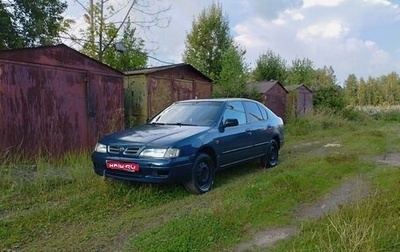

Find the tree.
[
  {"left": 344, "top": 74, "right": 359, "bottom": 106},
  {"left": 285, "top": 57, "right": 315, "bottom": 86},
  {"left": 345, "top": 72, "right": 400, "bottom": 107},
  {"left": 252, "top": 50, "right": 287, "bottom": 82},
  {"left": 182, "top": 2, "right": 232, "bottom": 82},
  {"left": 381, "top": 72, "right": 400, "bottom": 105},
  {"left": 213, "top": 44, "right": 249, "bottom": 97},
  {"left": 102, "top": 22, "right": 147, "bottom": 71},
  {"left": 0, "top": 0, "right": 68, "bottom": 49},
  {"left": 311, "top": 65, "right": 344, "bottom": 111},
  {"left": 357, "top": 78, "right": 367, "bottom": 106},
  {"left": 365, "top": 77, "right": 378, "bottom": 105},
  {"left": 80, "top": 15, "right": 148, "bottom": 71},
  {"left": 312, "top": 66, "right": 336, "bottom": 88},
  {"left": 313, "top": 85, "right": 345, "bottom": 112},
  {"left": 71, "top": 0, "right": 170, "bottom": 68},
  {"left": 0, "top": 5, "right": 21, "bottom": 49}
]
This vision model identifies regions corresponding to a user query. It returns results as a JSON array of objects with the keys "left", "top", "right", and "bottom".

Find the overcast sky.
[{"left": 65, "top": 0, "right": 400, "bottom": 85}]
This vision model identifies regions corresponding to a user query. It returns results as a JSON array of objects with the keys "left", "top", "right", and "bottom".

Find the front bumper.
[{"left": 91, "top": 152, "right": 194, "bottom": 184}]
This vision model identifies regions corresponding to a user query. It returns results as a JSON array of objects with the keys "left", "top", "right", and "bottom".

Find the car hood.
[{"left": 99, "top": 124, "right": 210, "bottom": 146}]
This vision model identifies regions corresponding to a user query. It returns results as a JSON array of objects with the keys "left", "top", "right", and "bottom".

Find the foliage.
[
  {"left": 79, "top": 2, "right": 148, "bottom": 70},
  {"left": 369, "top": 108, "right": 400, "bottom": 122},
  {"left": 79, "top": 2, "right": 113, "bottom": 61},
  {"left": 74, "top": 0, "right": 170, "bottom": 70},
  {"left": 182, "top": 2, "right": 233, "bottom": 82},
  {"left": 343, "top": 74, "right": 358, "bottom": 105},
  {"left": 101, "top": 20, "right": 147, "bottom": 71},
  {"left": 1, "top": 113, "right": 400, "bottom": 251},
  {"left": 252, "top": 50, "right": 288, "bottom": 82},
  {"left": 313, "top": 85, "right": 346, "bottom": 112},
  {"left": 0, "top": 0, "right": 68, "bottom": 49},
  {"left": 246, "top": 87, "right": 262, "bottom": 101},
  {"left": 340, "top": 106, "right": 372, "bottom": 122},
  {"left": 285, "top": 57, "right": 315, "bottom": 86},
  {"left": 311, "top": 65, "right": 337, "bottom": 88},
  {"left": 213, "top": 44, "right": 249, "bottom": 97},
  {"left": 344, "top": 72, "right": 400, "bottom": 106},
  {"left": 272, "top": 168, "right": 400, "bottom": 252}
]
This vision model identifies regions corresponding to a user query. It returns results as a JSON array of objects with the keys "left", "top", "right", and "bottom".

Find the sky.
[{"left": 64, "top": 0, "right": 400, "bottom": 86}]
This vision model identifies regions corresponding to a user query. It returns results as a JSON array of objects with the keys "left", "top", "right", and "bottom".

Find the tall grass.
[
  {"left": 1, "top": 109, "right": 400, "bottom": 251},
  {"left": 271, "top": 168, "right": 400, "bottom": 252}
]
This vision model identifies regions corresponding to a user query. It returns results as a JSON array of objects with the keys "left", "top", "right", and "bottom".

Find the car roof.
[{"left": 176, "top": 98, "right": 256, "bottom": 103}]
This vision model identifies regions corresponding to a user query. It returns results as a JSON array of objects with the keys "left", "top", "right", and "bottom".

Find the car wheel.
[
  {"left": 261, "top": 139, "right": 279, "bottom": 168},
  {"left": 184, "top": 153, "right": 215, "bottom": 194}
]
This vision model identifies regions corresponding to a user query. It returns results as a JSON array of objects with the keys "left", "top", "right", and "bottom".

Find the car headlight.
[
  {"left": 139, "top": 148, "right": 180, "bottom": 158},
  {"left": 94, "top": 143, "right": 107, "bottom": 153}
]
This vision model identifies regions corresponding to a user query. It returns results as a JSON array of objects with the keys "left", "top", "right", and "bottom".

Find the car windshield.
[{"left": 149, "top": 101, "right": 223, "bottom": 126}]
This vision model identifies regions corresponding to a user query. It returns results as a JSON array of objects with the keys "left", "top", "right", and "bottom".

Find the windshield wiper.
[{"left": 165, "top": 122, "right": 198, "bottom": 126}]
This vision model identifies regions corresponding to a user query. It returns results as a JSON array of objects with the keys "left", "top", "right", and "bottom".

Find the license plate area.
[{"left": 106, "top": 160, "right": 139, "bottom": 172}]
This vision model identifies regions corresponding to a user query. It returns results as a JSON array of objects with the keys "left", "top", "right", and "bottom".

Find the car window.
[
  {"left": 244, "top": 101, "right": 263, "bottom": 123},
  {"left": 223, "top": 101, "right": 246, "bottom": 125},
  {"left": 150, "top": 101, "right": 222, "bottom": 126},
  {"left": 258, "top": 104, "right": 269, "bottom": 120}
]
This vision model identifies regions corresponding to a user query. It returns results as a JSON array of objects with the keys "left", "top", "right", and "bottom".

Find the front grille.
[
  {"left": 124, "top": 147, "right": 140, "bottom": 156},
  {"left": 108, "top": 145, "right": 140, "bottom": 156},
  {"left": 108, "top": 145, "right": 120, "bottom": 154}
]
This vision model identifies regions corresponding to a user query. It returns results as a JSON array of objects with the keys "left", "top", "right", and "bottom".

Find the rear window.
[{"left": 244, "top": 101, "right": 263, "bottom": 123}]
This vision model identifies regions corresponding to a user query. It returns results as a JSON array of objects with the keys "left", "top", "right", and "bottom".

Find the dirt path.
[
  {"left": 235, "top": 176, "right": 370, "bottom": 251},
  {"left": 235, "top": 152, "right": 400, "bottom": 251}
]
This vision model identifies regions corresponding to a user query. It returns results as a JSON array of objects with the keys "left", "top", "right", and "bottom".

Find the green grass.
[
  {"left": 270, "top": 167, "right": 400, "bottom": 252},
  {"left": 1, "top": 111, "right": 400, "bottom": 251}
]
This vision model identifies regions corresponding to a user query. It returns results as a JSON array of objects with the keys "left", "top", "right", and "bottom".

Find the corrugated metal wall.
[
  {"left": 262, "top": 84, "right": 287, "bottom": 121},
  {"left": 287, "top": 85, "right": 313, "bottom": 117},
  {"left": 0, "top": 45, "right": 124, "bottom": 158},
  {"left": 125, "top": 66, "right": 212, "bottom": 126},
  {"left": 124, "top": 75, "right": 148, "bottom": 126},
  {"left": 296, "top": 86, "right": 313, "bottom": 115}
]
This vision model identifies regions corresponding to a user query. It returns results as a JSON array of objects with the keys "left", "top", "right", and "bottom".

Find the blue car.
[{"left": 92, "top": 98, "right": 284, "bottom": 194}]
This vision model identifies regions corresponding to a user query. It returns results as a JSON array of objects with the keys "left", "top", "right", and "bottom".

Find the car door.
[
  {"left": 243, "top": 101, "right": 271, "bottom": 158},
  {"left": 217, "top": 101, "right": 254, "bottom": 168}
]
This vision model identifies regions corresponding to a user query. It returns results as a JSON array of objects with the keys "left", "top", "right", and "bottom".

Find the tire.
[
  {"left": 261, "top": 139, "right": 279, "bottom": 168},
  {"left": 184, "top": 153, "right": 215, "bottom": 194}
]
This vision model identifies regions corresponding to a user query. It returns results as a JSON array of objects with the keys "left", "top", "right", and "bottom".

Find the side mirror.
[{"left": 224, "top": 118, "right": 239, "bottom": 127}]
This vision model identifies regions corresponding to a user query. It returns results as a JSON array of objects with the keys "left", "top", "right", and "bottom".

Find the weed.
[{"left": 1, "top": 112, "right": 400, "bottom": 251}]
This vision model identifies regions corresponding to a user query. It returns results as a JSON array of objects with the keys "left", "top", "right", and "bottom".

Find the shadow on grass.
[
  {"left": 97, "top": 159, "right": 268, "bottom": 202},
  {"left": 100, "top": 178, "right": 190, "bottom": 206}
]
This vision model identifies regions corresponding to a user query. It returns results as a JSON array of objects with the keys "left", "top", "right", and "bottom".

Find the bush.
[
  {"left": 340, "top": 106, "right": 372, "bottom": 123},
  {"left": 313, "top": 85, "right": 345, "bottom": 112},
  {"left": 373, "top": 110, "right": 400, "bottom": 122}
]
